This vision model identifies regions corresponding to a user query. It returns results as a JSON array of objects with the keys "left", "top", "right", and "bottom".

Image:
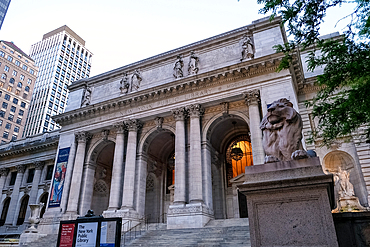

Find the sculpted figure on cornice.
[
  {"left": 81, "top": 87, "right": 92, "bottom": 107},
  {"left": 188, "top": 51, "right": 199, "bottom": 75},
  {"left": 131, "top": 69, "right": 142, "bottom": 91},
  {"left": 240, "top": 33, "right": 254, "bottom": 61},
  {"left": 173, "top": 55, "right": 184, "bottom": 79},
  {"left": 120, "top": 72, "right": 130, "bottom": 94}
]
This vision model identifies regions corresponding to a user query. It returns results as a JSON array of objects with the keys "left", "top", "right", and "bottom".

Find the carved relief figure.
[
  {"left": 188, "top": 51, "right": 199, "bottom": 75},
  {"left": 335, "top": 167, "right": 355, "bottom": 197},
  {"left": 120, "top": 72, "right": 130, "bottom": 94},
  {"left": 131, "top": 69, "right": 142, "bottom": 91},
  {"left": 260, "top": 98, "right": 308, "bottom": 163},
  {"left": 81, "top": 87, "right": 92, "bottom": 107},
  {"left": 173, "top": 55, "right": 184, "bottom": 78},
  {"left": 240, "top": 34, "right": 254, "bottom": 61}
]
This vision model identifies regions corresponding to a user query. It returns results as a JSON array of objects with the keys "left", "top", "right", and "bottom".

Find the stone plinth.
[
  {"left": 19, "top": 232, "right": 47, "bottom": 247},
  {"left": 167, "top": 203, "right": 213, "bottom": 229},
  {"left": 239, "top": 157, "right": 338, "bottom": 247},
  {"left": 103, "top": 208, "right": 140, "bottom": 231}
]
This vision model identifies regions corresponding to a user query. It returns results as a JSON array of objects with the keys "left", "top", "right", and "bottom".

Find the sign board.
[{"left": 57, "top": 217, "right": 121, "bottom": 247}]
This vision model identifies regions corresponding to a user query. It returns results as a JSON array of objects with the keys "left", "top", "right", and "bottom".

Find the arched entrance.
[
  {"left": 142, "top": 129, "right": 175, "bottom": 223},
  {"left": 17, "top": 195, "right": 29, "bottom": 225},
  {"left": 0, "top": 198, "right": 10, "bottom": 226},
  {"left": 205, "top": 114, "right": 253, "bottom": 219}
]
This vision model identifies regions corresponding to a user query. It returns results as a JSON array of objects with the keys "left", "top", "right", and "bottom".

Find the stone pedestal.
[
  {"left": 103, "top": 208, "right": 140, "bottom": 231},
  {"left": 167, "top": 203, "right": 213, "bottom": 229},
  {"left": 239, "top": 157, "right": 338, "bottom": 247},
  {"left": 333, "top": 196, "right": 367, "bottom": 213}
]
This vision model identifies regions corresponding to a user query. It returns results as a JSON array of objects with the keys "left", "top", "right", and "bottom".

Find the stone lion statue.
[{"left": 260, "top": 98, "right": 308, "bottom": 163}]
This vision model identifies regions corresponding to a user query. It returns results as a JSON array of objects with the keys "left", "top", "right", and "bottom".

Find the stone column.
[
  {"left": 201, "top": 142, "right": 213, "bottom": 210},
  {"left": 24, "top": 161, "right": 44, "bottom": 223},
  {"left": 79, "top": 162, "right": 97, "bottom": 215},
  {"left": 244, "top": 90, "right": 265, "bottom": 165},
  {"left": 121, "top": 119, "right": 141, "bottom": 210},
  {"left": 135, "top": 153, "right": 148, "bottom": 216},
  {"left": 171, "top": 107, "right": 187, "bottom": 205},
  {"left": 5, "top": 164, "right": 26, "bottom": 226},
  {"left": 108, "top": 123, "right": 125, "bottom": 210},
  {"left": 188, "top": 104, "right": 204, "bottom": 204},
  {"left": 66, "top": 131, "right": 90, "bottom": 215},
  {"left": 0, "top": 168, "right": 9, "bottom": 194}
]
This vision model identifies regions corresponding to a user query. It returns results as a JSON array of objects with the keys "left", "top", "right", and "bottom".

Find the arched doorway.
[
  {"left": 143, "top": 129, "right": 175, "bottom": 223},
  {"left": 90, "top": 141, "right": 115, "bottom": 215},
  {"left": 0, "top": 198, "right": 10, "bottom": 226},
  {"left": 39, "top": 193, "right": 48, "bottom": 218},
  {"left": 17, "top": 195, "right": 29, "bottom": 225}
]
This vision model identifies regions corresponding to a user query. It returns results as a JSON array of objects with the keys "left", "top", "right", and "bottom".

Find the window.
[
  {"left": 29, "top": 69, "right": 34, "bottom": 75},
  {"left": 16, "top": 118, "right": 21, "bottom": 124},
  {"left": 48, "top": 102, "right": 53, "bottom": 108},
  {"left": 8, "top": 114, "right": 13, "bottom": 121},
  {"left": 0, "top": 51, "right": 4, "bottom": 57},
  {"left": 2, "top": 102, "right": 8, "bottom": 108},
  {"left": 18, "top": 110, "right": 24, "bottom": 116},
  {"left": 22, "top": 93, "right": 27, "bottom": 99},
  {"left": 12, "top": 70, "right": 17, "bottom": 76},
  {"left": 2, "top": 131, "right": 8, "bottom": 139},
  {"left": 7, "top": 86, "right": 12, "bottom": 92},
  {"left": 15, "top": 60, "right": 20, "bottom": 66},
  {"left": 10, "top": 106, "right": 16, "bottom": 113},
  {"left": 9, "top": 172, "right": 17, "bottom": 185},
  {"left": 0, "top": 111, "right": 5, "bottom": 117},
  {"left": 20, "top": 102, "right": 25, "bottom": 108},
  {"left": 1, "top": 74, "right": 6, "bottom": 79},
  {"left": 19, "top": 75, "right": 24, "bottom": 81},
  {"left": 44, "top": 121, "right": 48, "bottom": 127},
  {"left": 45, "top": 114, "right": 50, "bottom": 120},
  {"left": 15, "top": 90, "right": 20, "bottom": 95},
  {"left": 10, "top": 51, "right": 14, "bottom": 54},
  {"left": 7, "top": 56, "right": 12, "bottom": 62},
  {"left": 51, "top": 90, "right": 55, "bottom": 95},
  {"left": 27, "top": 79, "right": 32, "bottom": 84},
  {"left": 9, "top": 78, "right": 14, "bottom": 84},
  {"left": 22, "top": 65, "right": 27, "bottom": 71},
  {"left": 4, "top": 94, "right": 10, "bottom": 101},
  {"left": 25, "top": 86, "right": 29, "bottom": 92},
  {"left": 5, "top": 123, "right": 11, "bottom": 129},
  {"left": 11, "top": 134, "right": 17, "bottom": 141},
  {"left": 17, "top": 82, "right": 22, "bottom": 88},
  {"left": 0, "top": 120, "right": 2, "bottom": 126},
  {"left": 13, "top": 98, "right": 18, "bottom": 104},
  {"left": 14, "top": 126, "right": 19, "bottom": 133},
  {"left": 27, "top": 169, "right": 35, "bottom": 183},
  {"left": 4, "top": 66, "right": 9, "bottom": 72},
  {"left": 45, "top": 165, "right": 53, "bottom": 180}
]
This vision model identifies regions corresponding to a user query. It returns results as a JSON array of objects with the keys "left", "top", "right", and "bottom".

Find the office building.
[
  {"left": 23, "top": 25, "right": 92, "bottom": 137},
  {"left": 0, "top": 0, "right": 11, "bottom": 30},
  {"left": 0, "top": 40, "right": 37, "bottom": 144}
]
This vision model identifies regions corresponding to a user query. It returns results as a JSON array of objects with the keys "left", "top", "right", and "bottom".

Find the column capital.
[
  {"left": 16, "top": 164, "right": 26, "bottom": 173},
  {"left": 0, "top": 168, "right": 9, "bottom": 177},
  {"left": 113, "top": 122, "right": 126, "bottom": 134},
  {"left": 125, "top": 119, "right": 142, "bottom": 132},
  {"left": 34, "top": 161, "right": 45, "bottom": 170},
  {"left": 243, "top": 89, "right": 260, "bottom": 106},
  {"left": 75, "top": 131, "right": 92, "bottom": 143},
  {"left": 187, "top": 104, "right": 204, "bottom": 118},
  {"left": 171, "top": 107, "right": 187, "bottom": 121}
]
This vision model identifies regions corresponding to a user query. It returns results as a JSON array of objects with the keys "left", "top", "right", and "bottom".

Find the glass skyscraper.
[
  {"left": 23, "top": 25, "right": 92, "bottom": 136},
  {"left": 0, "top": 0, "right": 11, "bottom": 30}
]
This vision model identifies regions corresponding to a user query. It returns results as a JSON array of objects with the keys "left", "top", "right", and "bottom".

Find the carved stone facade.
[{"left": 0, "top": 16, "right": 369, "bottom": 240}]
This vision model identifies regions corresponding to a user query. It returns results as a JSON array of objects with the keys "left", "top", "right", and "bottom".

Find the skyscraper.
[
  {"left": 0, "top": 40, "right": 38, "bottom": 144},
  {"left": 23, "top": 25, "right": 92, "bottom": 136},
  {"left": 0, "top": 0, "right": 11, "bottom": 30}
]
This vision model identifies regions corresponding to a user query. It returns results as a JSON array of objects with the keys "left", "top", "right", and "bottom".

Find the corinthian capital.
[
  {"left": 125, "top": 119, "right": 142, "bottom": 132},
  {"left": 113, "top": 122, "right": 126, "bottom": 134},
  {"left": 171, "top": 107, "right": 187, "bottom": 121},
  {"left": 0, "top": 168, "right": 9, "bottom": 177},
  {"left": 75, "top": 131, "right": 92, "bottom": 143},
  {"left": 186, "top": 104, "right": 204, "bottom": 118},
  {"left": 16, "top": 164, "right": 26, "bottom": 173},
  {"left": 243, "top": 89, "right": 260, "bottom": 106},
  {"left": 34, "top": 161, "right": 45, "bottom": 170}
]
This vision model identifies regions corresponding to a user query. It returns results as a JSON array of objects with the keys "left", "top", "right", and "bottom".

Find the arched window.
[
  {"left": 17, "top": 82, "right": 22, "bottom": 88},
  {"left": 9, "top": 78, "right": 14, "bottom": 84},
  {"left": 0, "top": 198, "right": 10, "bottom": 226},
  {"left": 17, "top": 195, "right": 29, "bottom": 225},
  {"left": 1, "top": 74, "right": 6, "bottom": 80},
  {"left": 25, "top": 86, "right": 29, "bottom": 92},
  {"left": 39, "top": 193, "right": 48, "bottom": 218}
]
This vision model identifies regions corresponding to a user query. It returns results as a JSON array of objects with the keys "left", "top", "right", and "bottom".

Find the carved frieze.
[
  {"left": 0, "top": 168, "right": 9, "bottom": 177},
  {"left": 240, "top": 32, "right": 254, "bottom": 61},
  {"left": 220, "top": 102, "right": 229, "bottom": 115},
  {"left": 75, "top": 131, "right": 92, "bottom": 143},
  {"left": 188, "top": 51, "right": 199, "bottom": 75},
  {"left": 101, "top": 129, "right": 110, "bottom": 141},
  {"left": 187, "top": 104, "right": 204, "bottom": 118},
  {"left": 120, "top": 72, "right": 130, "bottom": 94},
  {"left": 173, "top": 55, "right": 184, "bottom": 79},
  {"left": 34, "top": 161, "right": 45, "bottom": 170},
  {"left": 125, "top": 119, "right": 142, "bottom": 132},
  {"left": 16, "top": 164, "right": 26, "bottom": 173},
  {"left": 171, "top": 107, "right": 187, "bottom": 121},
  {"left": 81, "top": 87, "right": 92, "bottom": 107},
  {"left": 155, "top": 117, "right": 164, "bottom": 129},
  {"left": 113, "top": 122, "right": 126, "bottom": 134},
  {"left": 243, "top": 89, "right": 260, "bottom": 106},
  {"left": 131, "top": 69, "right": 142, "bottom": 91}
]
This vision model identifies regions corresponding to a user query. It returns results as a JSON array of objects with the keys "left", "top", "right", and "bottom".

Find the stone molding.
[
  {"left": 172, "top": 107, "right": 188, "bottom": 121},
  {"left": 243, "top": 89, "right": 260, "bottom": 106},
  {"left": 75, "top": 131, "right": 92, "bottom": 143},
  {"left": 187, "top": 104, "right": 204, "bottom": 118},
  {"left": 16, "top": 164, "right": 27, "bottom": 173},
  {"left": 34, "top": 161, "right": 45, "bottom": 170},
  {"left": 168, "top": 203, "right": 214, "bottom": 217},
  {"left": 0, "top": 168, "right": 9, "bottom": 177},
  {"left": 125, "top": 119, "right": 142, "bottom": 132}
]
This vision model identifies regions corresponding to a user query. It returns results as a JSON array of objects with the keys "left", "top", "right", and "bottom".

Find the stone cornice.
[
  {"left": 69, "top": 17, "right": 283, "bottom": 91},
  {"left": 54, "top": 53, "right": 284, "bottom": 126}
]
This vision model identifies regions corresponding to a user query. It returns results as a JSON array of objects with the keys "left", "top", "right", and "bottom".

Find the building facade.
[
  {"left": 0, "top": 0, "right": 10, "bottom": 30},
  {"left": 0, "top": 17, "right": 369, "bottom": 238},
  {"left": 23, "top": 25, "right": 92, "bottom": 136},
  {"left": 0, "top": 41, "right": 37, "bottom": 144}
]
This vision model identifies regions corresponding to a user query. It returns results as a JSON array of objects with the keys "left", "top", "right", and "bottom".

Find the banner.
[{"left": 49, "top": 147, "right": 70, "bottom": 208}]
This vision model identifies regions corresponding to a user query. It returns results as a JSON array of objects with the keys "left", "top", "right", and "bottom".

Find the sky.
[{"left": 0, "top": 0, "right": 356, "bottom": 77}]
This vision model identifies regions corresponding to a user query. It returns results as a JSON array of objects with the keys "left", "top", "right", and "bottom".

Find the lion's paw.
[
  {"left": 291, "top": 150, "right": 309, "bottom": 160},
  {"left": 264, "top": 155, "right": 280, "bottom": 163}
]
